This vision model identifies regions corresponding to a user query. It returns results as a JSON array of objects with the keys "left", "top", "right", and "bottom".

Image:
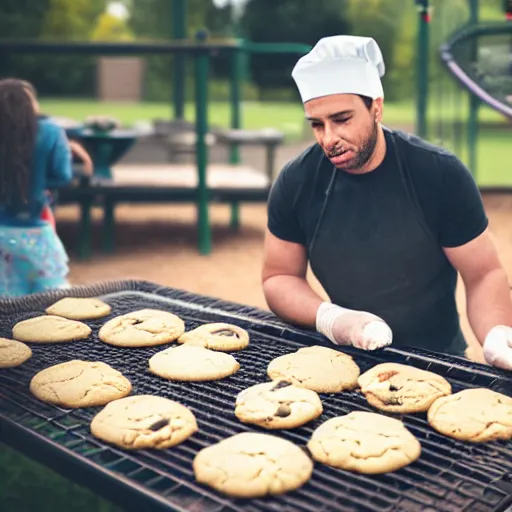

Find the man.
[{"left": 262, "top": 35, "right": 512, "bottom": 370}]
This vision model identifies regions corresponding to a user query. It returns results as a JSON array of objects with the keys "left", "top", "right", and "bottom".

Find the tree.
[
  {"left": 0, "top": 0, "right": 50, "bottom": 38},
  {"left": 0, "top": 0, "right": 109, "bottom": 96},
  {"left": 128, "top": 0, "right": 218, "bottom": 39},
  {"left": 240, "top": 0, "right": 352, "bottom": 93},
  {"left": 91, "top": 12, "right": 134, "bottom": 41},
  {"left": 41, "top": 0, "right": 108, "bottom": 40},
  {"left": 346, "top": 0, "right": 409, "bottom": 101},
  {"left": 127, "top": 0, "right": 229, "bottom": 101}
]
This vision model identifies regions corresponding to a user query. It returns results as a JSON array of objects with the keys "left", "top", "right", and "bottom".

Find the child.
[
  {"left": 20, "top": 81, "right": 93, "bottom": 230},
  {"left": 40, "top": 140, "right": 94, "bottom": 230},
  {"left": 0, "top": 79, "right": 73, "bottom": 296}
]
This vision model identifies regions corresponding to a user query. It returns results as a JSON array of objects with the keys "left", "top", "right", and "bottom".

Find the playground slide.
[{"left": 439, "top": 22, "right": 512, "bottom": 119}]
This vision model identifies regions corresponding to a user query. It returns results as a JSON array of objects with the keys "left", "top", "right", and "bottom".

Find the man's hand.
[
  {"left": 483, "top": 325, "right": 512, "bottom": 370},
  {"left": 316, "top": 302, "right": 392, "bottom": 350}
]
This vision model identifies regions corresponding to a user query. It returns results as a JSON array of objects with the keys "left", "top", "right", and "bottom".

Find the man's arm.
[
  {"left": 262, "top": 229, "right": 324, "bottom": 328},
  {"left": 444, "top": 228, "right": 512, "bottom": 345}
]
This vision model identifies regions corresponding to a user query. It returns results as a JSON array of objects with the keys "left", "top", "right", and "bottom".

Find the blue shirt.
[{"left": 0, "top": 117, "right": 72, "bottom": 227}]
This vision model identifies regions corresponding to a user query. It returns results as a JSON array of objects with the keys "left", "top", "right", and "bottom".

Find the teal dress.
[{"left": 0, "top": 118, "right": 72, "bottom": 296}]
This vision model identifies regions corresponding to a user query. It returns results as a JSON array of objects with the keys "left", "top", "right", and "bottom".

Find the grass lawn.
[
  {"left": 40, "top": 97, "right": 506, "bottom": 132},
  {"left": 40, "top": 97, "right": 512, "bottom": 186},
  {"left": 0, "top": 444, "right": 119, "bottom": 512}
]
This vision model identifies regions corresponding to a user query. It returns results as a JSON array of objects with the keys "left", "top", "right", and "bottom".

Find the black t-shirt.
[{"left": 267, "top": 128, "right": 488, "bottom": 354}]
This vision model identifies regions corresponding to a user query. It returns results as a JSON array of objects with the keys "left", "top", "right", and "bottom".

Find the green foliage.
[
  {"left": 41, "top": 0, "right": 107, "bottom": 40},
  {"left": 128, "top": 0, "right": 230, "bottom": 102},
  {"left": 240, "top": 0, "right": 351, "bottom": 92},
  {"left": 0, "top": 0, "right": 50, "bottom": 38},
  {"left": 346, "top": 0, "right": 414, "bottom": 101},
  {"left": 91, "top": 12, "right": 135, "bottom": 41},
  {"left": 0, "top": 0, "right": 108, "bottom": 96}
]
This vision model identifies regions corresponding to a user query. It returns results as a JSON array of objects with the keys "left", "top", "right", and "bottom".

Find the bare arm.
[
  {"left": 262, "top": 229, "right": 324, "bottom": 327},
  {"left": 69, "top": 140, "right": 93, "bottom": 175},
  {"left": 444, "top": 228, "right": 512, "bottom": 345}
]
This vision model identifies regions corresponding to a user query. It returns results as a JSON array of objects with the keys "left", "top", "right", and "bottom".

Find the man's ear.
[{"left": 373, "top": 97, "right": 384, "bottom": 123}]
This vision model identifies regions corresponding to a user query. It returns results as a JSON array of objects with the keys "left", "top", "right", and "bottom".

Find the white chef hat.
[{"left": 291, "top": 35, "right": 386, "bottom": 103}]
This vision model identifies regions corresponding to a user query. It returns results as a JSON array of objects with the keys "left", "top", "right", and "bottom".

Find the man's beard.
[{"left": 334, "top": 121, "right": 379, "bottom": 171}]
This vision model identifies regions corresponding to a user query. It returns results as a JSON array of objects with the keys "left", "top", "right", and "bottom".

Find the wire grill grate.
[{"left": 0, "top": 282, "right": 511, "bottom": 512}]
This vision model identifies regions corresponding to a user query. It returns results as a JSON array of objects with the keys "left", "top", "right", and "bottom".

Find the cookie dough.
[
  {"left": 90, "top": 395, "right": 198, "bottom": 449},
  {"left": 13, "top": 315, "right": 91, "bottom": 343},
  {"left": 178, "top": 322, "right": 249, "bottom": 352},
  {"left": 358, "top": 362, "right": 452, "bottom": 413},
  {"left": 193, "top": 432, "right": 313, "bottom": 497},
  {"left": 30, "top": 360, "right": 132, "bottom": 408},
  {"left": 46, "top": 297, "right": 111, "bottom": 320},
  {"left": 149, "top": 344, "right": 240, "bottom": 381},
  {"left": 99, "top": 309, "right": 185, "bottom": 347},
  {"left": 307, "top": 411, "right": 421, "bottom": 474},
  {"left": 427, "top": 388, "right": 512, "bottom": 443},
  {"left": 0, "top": 338, "right": 32, "bottom": 368},
  {"left": 235, "top": 380, "right": 323, "bottom": 429},
  {"left": 267, "top": 345, "right": 360, "bottom": 393}
]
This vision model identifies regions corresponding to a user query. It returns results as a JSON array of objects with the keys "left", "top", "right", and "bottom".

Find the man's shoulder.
[
  {"left": 390, "top": 128, "right": 459, "bottom": 167},
  {"left": 389, "top": 127, "right": 471, "bottom": 189},
  {"left": 390, "top": 128, "right": 451, "bottom": 157}
]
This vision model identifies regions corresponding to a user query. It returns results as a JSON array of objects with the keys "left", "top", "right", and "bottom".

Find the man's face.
[{"left": 304, "top": 94, "right": 383, "bottom": 172}]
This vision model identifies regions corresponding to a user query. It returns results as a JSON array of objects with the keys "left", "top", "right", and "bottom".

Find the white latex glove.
[
  {"left": 316, "top": 302, "right": 392, "bottom": 350},
  {"left": 483, "top": 325, "right": 512, "bottom": 370}
]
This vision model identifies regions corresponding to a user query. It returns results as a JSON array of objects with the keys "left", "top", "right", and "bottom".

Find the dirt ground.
[{"left": 53, "top": 191, "right": 512, "bottom": 367}]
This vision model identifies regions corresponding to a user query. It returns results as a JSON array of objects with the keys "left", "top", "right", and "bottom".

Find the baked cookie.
[
  {"left": 90, "top": 395, "right": 198, "bottom": 449},
  {"left": 267, "top": 345, "right": 360, "bottom": 393},
  {"left": 0, "top": 338, "right": 32, "bottom": 368},
  {"left": 149, "top": 344, "right": 240, "bottom": 381},
  {"left": 99, "top": 309, "right": 185, "bottom": 347},
  {"left": 307, "top": 411, "right": 421, "bottom": 474},
  {"left": 46, "top": 297, "right": 111, "bottom": 320},
  {"left": 13, "top": 315, "right": 91, "bottom": 343},
  {"left": 178, "top": 322, "right": 249, "bottom": 352},
  {"left": 358, "top": 362, "right": 452, "bottom": 413},
  {"left": 193, "top": 432, "right": 313, "bottom": 497},
  {"left": 235, "top": 380, "right": 323, "bottom": 429},
  {"left": 30, "top": 360, "right": 132, "bottom": 408},
  {"left": 427, "top": 388, "right": 512, "bottom": 443}
]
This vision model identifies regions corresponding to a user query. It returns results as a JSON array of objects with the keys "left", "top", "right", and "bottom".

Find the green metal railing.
[
  {"left": 416, "top": 0, "right": 483, "bottom": 178},
  {"left": 172, "top": 0, "right": 187, "bottom": 120},
  {"left": 415, "top": 0, "right": 430, "bottom": 139},
  {"left": 467, "top": 0, "right": 480, "bottom": 177}
]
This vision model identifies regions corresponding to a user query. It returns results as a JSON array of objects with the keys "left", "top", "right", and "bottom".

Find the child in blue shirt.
[{"left": 0, "top": 78, "right": 72, "bottom": 296}]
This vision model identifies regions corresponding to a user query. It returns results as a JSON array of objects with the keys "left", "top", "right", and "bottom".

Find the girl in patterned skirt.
[{"left": 0, "top": 78, "right": 72, "bottom": 296}]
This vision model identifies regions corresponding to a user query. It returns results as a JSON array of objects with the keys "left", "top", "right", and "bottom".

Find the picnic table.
[
  {"left": 65, "top": 127, "right": 139, "bottom": 180},
  {"left": 57, "top": 126, "right": 140, "bottom": 259}
]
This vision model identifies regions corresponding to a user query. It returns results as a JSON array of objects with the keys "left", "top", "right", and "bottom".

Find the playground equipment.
[
  {"left": 0, "top": 36, "right": 311, "bottom": 258},
  {"left": 415, "top": 0, "right": 512, "bottom": 182}
]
